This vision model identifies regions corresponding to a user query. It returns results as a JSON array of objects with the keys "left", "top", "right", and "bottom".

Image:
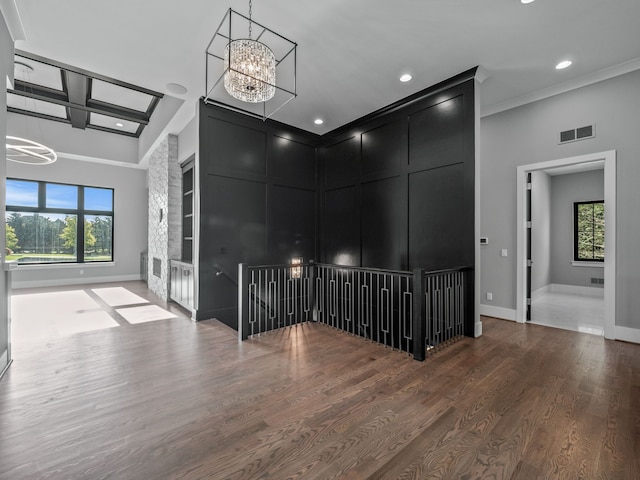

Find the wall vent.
[
  {"left": 591, "top": 277, "right": 604, "bottom": 285},
  {"left": 559, "top": 124, "right": 595, "bottom": 144},
  {"left": 153, "top": 257, "right": 162, "bottom": 278}
]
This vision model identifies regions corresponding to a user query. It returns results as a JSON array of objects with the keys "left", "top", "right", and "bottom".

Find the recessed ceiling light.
[
  {"left": 314, "top": 118, "right": 324, "bottom": 125},
  {"left": 521, "top": 0, "right": 535, "bottom": 4},
  {"left": 166, "top": 82, "right": 188, "bottom": 95},
  {"left": 400, "top": 73, "right": 412, "bottom": 83},
  {"left": 115, "top": 122, "right": 124, "bottom": 128},
  {"left": 555, "top": 60, "right": 572, "bottom": 70}
]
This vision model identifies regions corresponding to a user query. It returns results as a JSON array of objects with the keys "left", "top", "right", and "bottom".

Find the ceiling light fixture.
[
  {"left": 6, "top": 136, "right": 57, "bottom": 165},
  {"left": 400, "top": 73, "right": 412, "bottom": 82},
  {"left": 205, "top": 2, "right": 297, "bottom": 120},
  {"left": 115, "top": 122, "right": 124, "bottom": 128},
  {"left": 314, "top": 118, "right": 324, "bottom": 125},
  {"left": 6, "top": 61, "right": 57, "bottom": 165},
  {"left": 223, "top": 0, "right": 276, "bottom": 103},
  {"left": 555, "top": 60, "right": 572, "bottom": 70},
  {"left": 521, "top": 0, "right": 535, "bottom": 4}
]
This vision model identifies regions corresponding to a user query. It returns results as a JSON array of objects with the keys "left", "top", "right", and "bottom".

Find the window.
[
  {"left": 574, "top": 200, "right": 604, "bottom": 262},
  {"left": 6, "top": 179, "right": 114, "bottom": 264}
]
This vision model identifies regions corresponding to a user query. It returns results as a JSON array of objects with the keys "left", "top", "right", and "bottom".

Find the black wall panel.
[
  {"left": 361, "top": 177, "right": 405, "bottom": 270},
  {"left": 319, "top": 69, "right": 476, "bottom": 334},
  {"left": 362, "top": 120, "right": 407, "bottom": 176},
  {"left": 206, "top": 116, "right": 267, "bottom": 175},
  {"left": 270, "top": 185, "right": 316, "bottom": 264},
  {"left": 271, "top": 135, "right": 316, "bottom": 185},
  {"left": 322, "top": 186, "right": 360, "bottom": 265},
  {"left": 409, "top": 95, "right": 465, "bottom": 170},
  {"left": 324, "top": 136, "right": 360, "bottom": 188},
  {"left": 408, "top": 164, "right": 465, "bottom": 270},
  {"left": 195, "top": 68, "right": 476, "bottom": 333},
  {"left": 198, "top": 175, "right": 267, "bottom": 327},
  {"left": 197, "top": 103, "right": 320, "bottom": 325}
]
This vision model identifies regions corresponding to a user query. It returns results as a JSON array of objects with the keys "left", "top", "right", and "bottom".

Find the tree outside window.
[
  {"left": 574, "top": 201, "right": 604, "bottom": 261},
  {"left": 5, "top": 179, "right": 113, "bottom": 264}
]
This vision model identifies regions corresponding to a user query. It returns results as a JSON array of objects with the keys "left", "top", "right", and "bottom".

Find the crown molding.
[{"left": 482, "top": 57, "right": 640, "bottom": 118}]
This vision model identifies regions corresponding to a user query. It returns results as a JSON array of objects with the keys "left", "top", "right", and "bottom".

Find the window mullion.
[{"left": 78, "top": 187, "right": 85, "bottom": 263}]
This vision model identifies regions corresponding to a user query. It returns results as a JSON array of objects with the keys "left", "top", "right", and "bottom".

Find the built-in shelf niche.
[{"left": 181, "top": 156, "right": 194, "bottom": 263}]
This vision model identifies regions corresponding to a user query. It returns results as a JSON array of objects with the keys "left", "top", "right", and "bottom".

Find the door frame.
[{"left": 516, "top": 150, "right": 616, "bottom": 339}]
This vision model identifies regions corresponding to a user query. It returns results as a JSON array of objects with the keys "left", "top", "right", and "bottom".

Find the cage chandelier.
[
  {"left": 205, "top": 1, "right": 297, "bottom": 120},
  {"left": 223, "top": 0, "right": 276, "bottom": 103}
]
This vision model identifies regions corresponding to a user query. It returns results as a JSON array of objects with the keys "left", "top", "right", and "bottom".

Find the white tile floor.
[{"left": 531, "top": 291, "right": 604, "bottom": 336}]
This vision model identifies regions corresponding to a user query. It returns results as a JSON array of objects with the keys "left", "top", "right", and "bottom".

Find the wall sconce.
[{"left": 290, "top": 257, "right": 303, "bottom": 279}]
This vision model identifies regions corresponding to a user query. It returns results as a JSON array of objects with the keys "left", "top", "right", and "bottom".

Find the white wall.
[
  {"left": 481, "top": 68, "right": 640, "bottom": 330},
  {"left": 550, "top": 169, "right": 604, "bottom": 287},
  {"left": 7, "top": 156, "right": 148, "bottom": 288},
  {"left": 0, "top": 7, "right": 14, "bottom": 377},
  {"left": 531, "top": 171, "right": 551, "bottom": 292}
]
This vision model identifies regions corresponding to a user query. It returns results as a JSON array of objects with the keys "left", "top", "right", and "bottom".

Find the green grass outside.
[{"left": 6, "top": 253, "right": 112, "bottom": 262}]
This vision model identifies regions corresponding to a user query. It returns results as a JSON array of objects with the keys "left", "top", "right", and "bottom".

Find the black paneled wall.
[
  {"left": 195, "top": 68, "right": 477, "bottom": 331},
  {"left": 197, "top": 103, "right": 320, "bottom": 326},
  {"left": 321, "top": 70, "right": 476, "bottom": 272}
]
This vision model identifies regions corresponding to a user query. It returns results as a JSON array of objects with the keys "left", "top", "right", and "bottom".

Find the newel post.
[
  {"left": 412, "top": 268, "right": 426, "bottom": 361},
  {"left": 238, "top": 263, "right": 249, "bottom": 341}
]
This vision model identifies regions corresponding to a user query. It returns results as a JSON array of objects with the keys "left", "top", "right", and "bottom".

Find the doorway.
[{"left": 516, "top": 151, "right": 616, "bottom": 339}]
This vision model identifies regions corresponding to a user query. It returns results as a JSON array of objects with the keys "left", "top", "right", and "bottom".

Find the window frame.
[
  {"left": 6, "top": 178, "right": 114, "bottom": 265},
  {"left": 573, "top": 200, "right": 605, "bottom": 263}
]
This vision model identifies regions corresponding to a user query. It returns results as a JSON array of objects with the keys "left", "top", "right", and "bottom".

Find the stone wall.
[{"left": 147, "top": 134, "right": 180, "bottom": 300}]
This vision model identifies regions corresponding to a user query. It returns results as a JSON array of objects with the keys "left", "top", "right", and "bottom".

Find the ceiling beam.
[
  {"left": 15, "top": 49, "right": 164, "bottom": 99},
  {"left": 9, "top": 84, "right": 150, "bottom": 125},
  {"left": 64, "top": 71, "right": 89, "bottom": 129}
]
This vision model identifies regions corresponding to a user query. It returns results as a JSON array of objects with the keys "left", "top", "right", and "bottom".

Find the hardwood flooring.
[{"left": 1, "top": 282, "right": 638, "bottom": 479}]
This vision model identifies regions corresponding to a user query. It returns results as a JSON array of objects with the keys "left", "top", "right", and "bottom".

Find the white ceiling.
[{"left": 11, "top": 0, "right": 640, "bottom": 142}]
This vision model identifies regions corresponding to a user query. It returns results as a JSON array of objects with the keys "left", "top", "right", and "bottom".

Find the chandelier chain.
[{"left": 248, "top": 0, "right": 252, "bottom": 38}]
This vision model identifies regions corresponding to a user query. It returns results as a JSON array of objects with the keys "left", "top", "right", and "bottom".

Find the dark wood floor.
[{"left": 1, "top": 282, "right": 638, "bottom": 479}]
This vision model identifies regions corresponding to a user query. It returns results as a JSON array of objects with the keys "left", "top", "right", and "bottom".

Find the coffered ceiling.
[
  {"left": 7, "top": 0, "right": 640, "bottom": 160},
  {"left": 9, "top": 50, "right": 163, "bottom": 138}
]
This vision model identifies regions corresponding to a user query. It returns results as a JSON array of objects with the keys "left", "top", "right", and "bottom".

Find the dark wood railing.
[{"left": 239, "top": 262, "right": 472, "bottom": 361}]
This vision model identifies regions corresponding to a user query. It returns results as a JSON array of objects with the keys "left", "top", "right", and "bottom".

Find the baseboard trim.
[
  {"left": 12, "top": 274, "right": 143, "bottom": 289},
  {"left": 474, "top": 320, "right": 483, "bottom": 337},
  {"left": 532, "top": 284, "right": 551, "bottom": 301},
  {"left": 480, "top": 304, "right": 517, "bottom": 321},
  {"left": 549, "top": 283, "right": 604, "bottom": 298},
  {"left": 615, "top": 326, "right": 640, "bottom": 345}
]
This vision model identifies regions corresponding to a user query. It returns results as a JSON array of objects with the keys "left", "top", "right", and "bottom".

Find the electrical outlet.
[
  {"left": 501, "top": 249, "right": 508, "bottom": 257},
  {"left": 486, "top": 292, "right": 493, "bottom": 301}
]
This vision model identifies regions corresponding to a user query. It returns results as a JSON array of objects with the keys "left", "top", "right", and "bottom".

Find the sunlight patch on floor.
[
  {"left": 91, "top": 287, "right": 149, "bottom": 307},
  {"left": 116, "top": 305, "right": 178, "bottom": 324},
  {"left": 12, "top": 290, "right": 120, "bottom": 344}
]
